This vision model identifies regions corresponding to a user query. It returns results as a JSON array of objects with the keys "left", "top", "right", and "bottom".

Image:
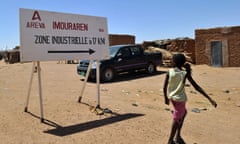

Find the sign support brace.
[
  {"left": 78, "top": 60, "right": 102, "bottom": 114},
  {"left": 24, "top": 61, "right": 44, "bottom": 122},
  {"left": 78, "top": 60, "right": 93, "bottom": 102}
]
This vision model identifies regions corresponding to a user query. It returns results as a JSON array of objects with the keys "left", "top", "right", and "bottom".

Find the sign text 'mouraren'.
[{"left": 52, "top": 21, "right": 88, "bottom": 31}]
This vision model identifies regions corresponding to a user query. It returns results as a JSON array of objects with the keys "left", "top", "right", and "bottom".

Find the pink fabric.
[{"left": 171, "top": 100, "right": 187, "bottom": 123}]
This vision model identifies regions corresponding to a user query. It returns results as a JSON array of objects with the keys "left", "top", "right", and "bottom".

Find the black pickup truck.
[{"left": 77, "top": 44, "right": 162, "bottom": 82}]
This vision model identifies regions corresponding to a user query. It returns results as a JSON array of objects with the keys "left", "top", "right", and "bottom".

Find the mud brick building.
[
  {"left": 142, "top": 38, "right": 195, "bottom": 64},
  {"left": 166, "top": 38, "right": 195, "bottom": 63},
  {"left": 195, "top": 26, "right": 240, "bottom": 67},
  {"left": 109, "top": 34, "right": 135, "bottom": 46}
]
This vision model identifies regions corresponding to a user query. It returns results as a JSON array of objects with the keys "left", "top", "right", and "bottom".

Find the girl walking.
[{"left": 163, "top": 53, "right": 217, "bottom": 144}]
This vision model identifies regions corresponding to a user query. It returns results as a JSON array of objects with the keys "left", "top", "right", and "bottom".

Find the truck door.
[
  {"left": 129, "top": 46, "right": 146, "bottom": 69},
  {"left": 114, "top": 46, "right": 135, "bottom": 72}
]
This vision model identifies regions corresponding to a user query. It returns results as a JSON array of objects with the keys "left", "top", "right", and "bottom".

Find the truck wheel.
[
  {"left": 102, "top": 68, "right": 115, "bottom": 82},
  {"left": 146, "top": 63, "right": 156, "bottom": 74}
]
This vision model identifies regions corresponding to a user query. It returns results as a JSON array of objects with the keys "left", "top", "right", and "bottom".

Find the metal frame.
[{"left": 24, "top": 60, "right": 102, "bottom": 122}]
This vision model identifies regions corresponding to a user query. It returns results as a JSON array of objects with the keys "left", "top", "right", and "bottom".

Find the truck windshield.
[{"left": 110, "top": 45, "right": 121, "bottom": 58}]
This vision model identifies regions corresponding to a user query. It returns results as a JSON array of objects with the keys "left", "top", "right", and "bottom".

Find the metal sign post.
[
  {"left": 24, "top": 62, "right": 36, "bottom": 112},
  {"left": 37, "top": 61, "right": 44, "bottom": 122},
  {"left": 78, "top": 59, "right": 101, "bottom": 106},
  {"left": 96, "top": 60, "right": 101, "bottom": 107},
  {"left": 24, "top": 61, "right": 44, "bottom": 122},
  {"left": 78, "top": 60, "right": 93, "bottom": 103},
  {"left": 78, "top": 59, "right": 103, "bottom": 114}
]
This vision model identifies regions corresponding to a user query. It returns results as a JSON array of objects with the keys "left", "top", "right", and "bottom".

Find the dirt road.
[{"left": 0, "top": 61, "right": 239, "bottom": 144}]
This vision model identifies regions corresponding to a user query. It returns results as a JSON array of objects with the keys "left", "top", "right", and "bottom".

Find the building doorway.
[{"left": 211, "top": 41, "right": 223, "bottom": 67}]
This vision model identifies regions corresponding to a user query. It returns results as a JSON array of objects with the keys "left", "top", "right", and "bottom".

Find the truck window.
[
  {"left": 130, "top": 46, "right": 141, "bottom": 56},
  {"left": 118, "top": 47, "right": 131, "bottom": 58}
]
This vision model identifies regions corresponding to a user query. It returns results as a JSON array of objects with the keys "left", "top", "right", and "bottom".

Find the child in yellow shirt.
[{"left": 163, "top": 53, "right": 217, "bottom": 144}]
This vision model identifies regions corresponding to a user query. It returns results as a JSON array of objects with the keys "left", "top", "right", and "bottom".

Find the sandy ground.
[{"left": 0, "top": 61, "right": 240, "bottom": 144}]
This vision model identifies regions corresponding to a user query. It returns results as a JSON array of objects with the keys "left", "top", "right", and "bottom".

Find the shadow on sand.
[
  {"left": 43, "top": 113, "right": 144, "bottom": 136},
  {"left": 25, "top": 103, "right": 144, "bottom": 137}
]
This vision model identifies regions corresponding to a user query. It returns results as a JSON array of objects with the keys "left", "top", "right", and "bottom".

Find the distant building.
[
  {"left": 195, "top": 26, "right": 240, "bottom": 67},
  {"left": 142, "top": 38, "right": 195, "bottom": 64},
  {"left": 166, "top": 38, "right": 195, "bottom": 64},
  {"left": 0, "top": 46, "right": 20, "bottom": 64},
  {"left": 109, "top": 34, "right": 135, "bottom": 46}
]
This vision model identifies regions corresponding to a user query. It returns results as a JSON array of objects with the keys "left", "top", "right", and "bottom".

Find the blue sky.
[{"left": 0, "top": 0, "right": 239, "bottom": 50}]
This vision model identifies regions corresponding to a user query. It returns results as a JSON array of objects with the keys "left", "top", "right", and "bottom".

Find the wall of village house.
[{"left": 195, "top": 26, "right": 240, "bottom": 67}]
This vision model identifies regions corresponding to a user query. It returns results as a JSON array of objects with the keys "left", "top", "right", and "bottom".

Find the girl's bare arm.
[
  {"left": 163, "top": 73, "right": 169, "bottom": 105},
  {"left": 187, "top": 74, "right": 217, "bottom": 107}
]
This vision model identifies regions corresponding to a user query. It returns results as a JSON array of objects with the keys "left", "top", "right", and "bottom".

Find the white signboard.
[{"left": 20, "top": 8, "right": 110, "bottom": 62}]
